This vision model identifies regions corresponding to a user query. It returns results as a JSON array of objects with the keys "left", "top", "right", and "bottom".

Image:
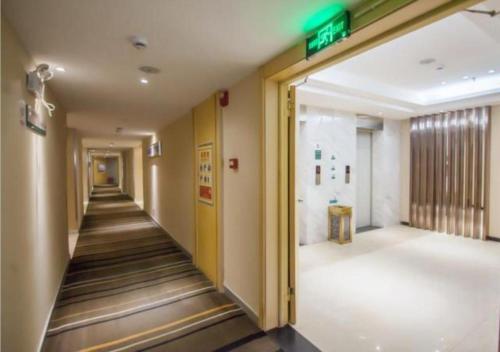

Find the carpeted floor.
[{"left": 42, "top": 186, "right": 279, "bottom": 352}]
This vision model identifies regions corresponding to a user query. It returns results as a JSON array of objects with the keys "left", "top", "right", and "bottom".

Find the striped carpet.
[{"left": 42, "top": 185, "right": 280, "bottom": 351}]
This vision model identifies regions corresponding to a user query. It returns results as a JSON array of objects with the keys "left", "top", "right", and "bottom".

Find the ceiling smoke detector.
[
  {"left": 139, "top": 65, "right": 160, "bottom": 74},
  {"left": 130, "top": 35, "right": 148, "bottom": 50}
]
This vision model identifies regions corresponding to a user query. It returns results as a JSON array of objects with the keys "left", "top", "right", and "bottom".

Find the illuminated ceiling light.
[
  {"left": 488, "top": 69, "right": 495, "bottom": 74},
  {"left": 441, "top": 81, "right": 447, "bottom": 85},
  {"left": 419, "top": 58, "right": 436, "bottom": 65},
  {"left": 55, "top": 66, "right": 65, "bottom": 72},
  {"left": 462, "top": 75, "right": 469, "bottom": 80},
  {"left": 140, "top": 78, "right": 149, "bottom": 85}
]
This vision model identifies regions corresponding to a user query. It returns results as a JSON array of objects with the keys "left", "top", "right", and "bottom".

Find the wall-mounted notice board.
[{"left": 197, "top": 143, "right": 214, "bottom": 205}]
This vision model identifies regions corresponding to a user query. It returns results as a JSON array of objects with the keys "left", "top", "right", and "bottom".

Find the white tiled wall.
[{"left": 297, "top": 105, "right": 401, "bottom": 245}]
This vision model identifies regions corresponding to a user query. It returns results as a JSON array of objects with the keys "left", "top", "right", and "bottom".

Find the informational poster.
[
  {"left": 197, "top": 143, "right": 214, "bottom": 205},
  {"left": 24, "top": 103, "right": 47, "bottom": 136}
]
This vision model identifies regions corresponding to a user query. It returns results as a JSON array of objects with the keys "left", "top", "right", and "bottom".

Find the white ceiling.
[
  {"left": 3, "top": 0, "right": 362, "bottom": 143},
  {"left": 303, "top": 0, "right": 500, "bottom": 119},
  {"left": 82, "top": 138, "right": 142, "bottom": 151}
]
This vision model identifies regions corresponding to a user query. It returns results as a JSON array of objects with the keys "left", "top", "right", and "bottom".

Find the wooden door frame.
[{"left": 259, "top": 0, "right": 481, "bottom": 330}]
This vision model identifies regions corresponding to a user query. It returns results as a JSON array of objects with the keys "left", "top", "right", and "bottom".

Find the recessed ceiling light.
[
  {"left": 463, "top": 75, "right": 469, "bottom": 80},
  {"left": 140, "top": 78, "right": 149, "bottom": 84},
  {"left": 488, "top": 69, "right": 495, "bottom": 74},
  {"left": 55, "top": 67, "right": 65, "bottom": 72},
  {"left": 139, "top": 66, "right": 160, "bottom": 74},
  {"left": 419, "top": 58, "right": 436, "bottom": 65}
]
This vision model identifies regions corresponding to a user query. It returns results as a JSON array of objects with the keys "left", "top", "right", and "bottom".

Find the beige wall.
[
  {"left": 82, "top": 148, "right": 90, "bottom": 210},
  {"left": 134, "top": 146, "right": 144, "bottom": 207},
  {"left": 1, "top": 19, "right": 69, "bottom": 352},
  {"left": 66, "top": 128, "right": 84, "bottom": 233},
  {"left": 143, "top": 114, "right": 195, "bottom": 254},
  {"left": 123, "top": 148, "right": 135, "bottom": 197},
  {"left": 489, "top": 105, "right": 500, "bottom": 239},
  {"left": 123, "top": 146, "right": 143, "bottom": 207},
  {"left": 400, "top": 119, "right": 411, "bottom": 223},
  {"left": 222, "top": 71, "right": 261, "bottom": 314}
]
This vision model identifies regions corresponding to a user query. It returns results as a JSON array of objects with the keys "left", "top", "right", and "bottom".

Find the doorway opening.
[{"left": 287, "top": 1, "right": 500, "bottom": 350}]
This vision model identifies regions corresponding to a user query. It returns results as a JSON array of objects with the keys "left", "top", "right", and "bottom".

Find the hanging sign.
[
  {"left": 306, "top": 11, "right": 351, "bottom": 59},
  {"left": 197, "top": 143, "right": 214, "bottom": 205}
]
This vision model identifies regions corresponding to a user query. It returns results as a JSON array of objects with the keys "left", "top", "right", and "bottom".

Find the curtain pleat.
[{"left": 409, "top": 106, "right": 491, "bottom": 239}]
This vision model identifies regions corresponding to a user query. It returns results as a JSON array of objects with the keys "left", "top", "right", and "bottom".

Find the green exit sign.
[{"left": 306, "top": 11, "right": 351, "bottom": 59}]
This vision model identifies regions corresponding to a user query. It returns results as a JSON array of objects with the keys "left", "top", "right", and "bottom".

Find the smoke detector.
[{"left": 130, "top": 35, "right": 148, "bottom": 50}]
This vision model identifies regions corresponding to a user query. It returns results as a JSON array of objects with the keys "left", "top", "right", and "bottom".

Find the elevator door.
[{"left": 356, "top": 131, "right": 372, "bottom": 228}]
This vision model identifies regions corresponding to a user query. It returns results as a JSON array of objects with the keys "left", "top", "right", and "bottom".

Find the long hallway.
[{"left": 42, "top": 186, "right": 278, "bottom": 351}]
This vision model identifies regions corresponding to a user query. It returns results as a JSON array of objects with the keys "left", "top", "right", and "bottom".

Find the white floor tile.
[{"left": 295, "top": 225, "right": 500, "bottom": 352}]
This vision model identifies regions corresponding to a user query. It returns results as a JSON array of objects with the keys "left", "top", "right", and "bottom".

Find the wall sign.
[
  {"left": 306, "top": 11, "right": 351, "bottom": 59},
  {"left": 197, "top": 143, "right": 214, "bottom": 205},
  {"left": 24, "top": 103, "right": 47, "bottom": 136},
  {"left": 147, "top": 141, "right": 162, "bottom": 158}
]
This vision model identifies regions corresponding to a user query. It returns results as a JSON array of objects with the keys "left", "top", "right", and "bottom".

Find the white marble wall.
[
  {"left": 372, "top": 119, "right": 401, "bottom": 227},
  {"left": 297, "top": 106, "right": 401, "bottom": 245},
  {"left": 297, "top": 106, "right": 357, "bottom": 245}
]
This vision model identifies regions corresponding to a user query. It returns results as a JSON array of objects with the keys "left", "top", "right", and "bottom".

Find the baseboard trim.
[
  {"left": 224, "top": 285, "right": 259, "bottom": 326},
  {"left": 37, "top": 259, "right": 70, "bottom": 352},
  {"left": 147, "top": 214, "right": 193, "bottom": 260},
  {"left": 486, "top": 236, "right": 500, "bottom": 242}
]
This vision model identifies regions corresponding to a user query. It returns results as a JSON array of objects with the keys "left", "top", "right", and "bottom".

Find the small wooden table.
[{"left": 328, "top": 205, "right": 353, "bottom": 244}]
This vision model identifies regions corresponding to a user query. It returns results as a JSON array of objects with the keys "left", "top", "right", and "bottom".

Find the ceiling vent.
[
  {"left": 139, "top": 66, "right": 160, "bottom": 74},
  {"left": 419, "top": 58, "right": 436, "bottom": 65}
]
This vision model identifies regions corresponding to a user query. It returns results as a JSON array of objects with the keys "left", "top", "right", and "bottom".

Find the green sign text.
[{"left": 306, "top": 11, "right": 351, "bottom": 59}]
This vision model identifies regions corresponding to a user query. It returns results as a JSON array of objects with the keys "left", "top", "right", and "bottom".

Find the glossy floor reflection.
[{"left": 295, "top": 225, "right": 500, "bottom": 352}]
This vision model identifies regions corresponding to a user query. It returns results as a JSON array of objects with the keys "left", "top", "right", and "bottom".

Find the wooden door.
[{"left": 193, "top": 94, "right": 220, "bottom": 284}]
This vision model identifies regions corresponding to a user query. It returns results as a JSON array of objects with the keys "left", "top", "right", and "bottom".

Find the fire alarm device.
[
  {"left": 219, "top": 90, "right": 229, "bottom": 107},
  {"left": 229, "top": 158, "right": 238, "bottom": 170}
]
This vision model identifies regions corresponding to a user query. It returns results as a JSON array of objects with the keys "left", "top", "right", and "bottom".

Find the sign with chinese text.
[
  {"left": 197, "top": 143, "right": 214, "bottom": 205},
  {"left": 306, "top": 11, "right": 351, "bottom": 59}
]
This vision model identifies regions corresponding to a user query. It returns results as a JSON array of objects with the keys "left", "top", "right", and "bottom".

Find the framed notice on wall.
[{"left": 197, "top": 143, "right": 214, "bottom": 205}]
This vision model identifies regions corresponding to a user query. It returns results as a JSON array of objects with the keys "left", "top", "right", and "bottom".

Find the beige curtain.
[{"left": 409, "top": 106, "right": 491, "bottom": 239}]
